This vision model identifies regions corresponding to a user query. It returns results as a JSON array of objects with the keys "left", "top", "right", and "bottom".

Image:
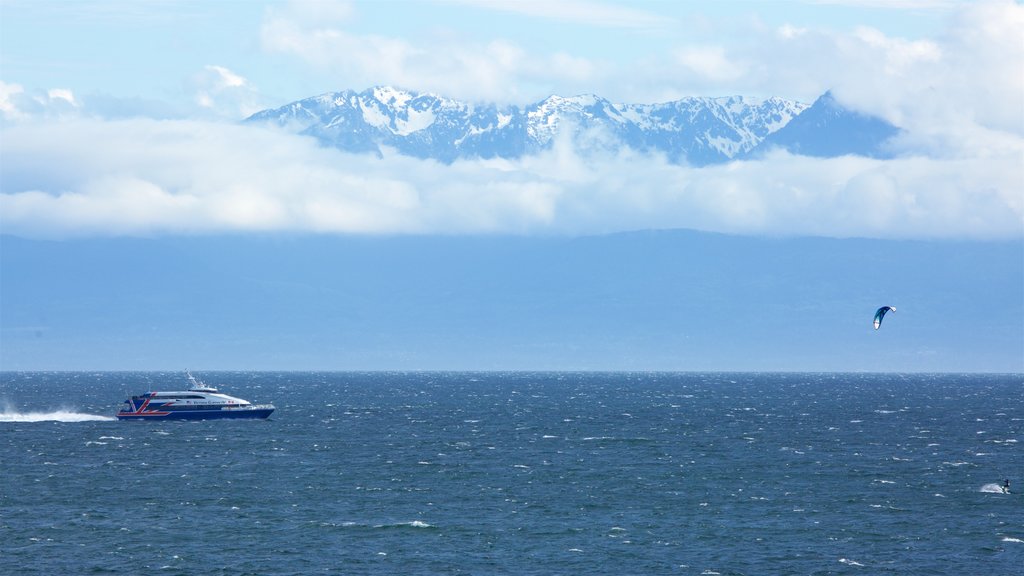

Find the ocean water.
[{"left": 1, "top": 372, "right": 1021, "bottom": 575}]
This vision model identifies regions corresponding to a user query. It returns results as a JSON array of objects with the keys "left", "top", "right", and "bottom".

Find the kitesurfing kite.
[{"left": 873, "top": 306, "right": 896, "bottom": 330}]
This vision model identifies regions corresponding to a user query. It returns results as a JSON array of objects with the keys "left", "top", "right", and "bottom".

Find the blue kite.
[{"left": 873, "top": 306, "right": 896, "bottom": 330}]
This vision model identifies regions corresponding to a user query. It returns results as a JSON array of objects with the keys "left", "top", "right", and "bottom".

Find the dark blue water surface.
[{"left": 1, "top": 372, "right": 1021, "bottom": 575}]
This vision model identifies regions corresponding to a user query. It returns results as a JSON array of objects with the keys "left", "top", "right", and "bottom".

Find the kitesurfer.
[{"left": 1003, "top": 479, "right": 1011, "bottom": 494}]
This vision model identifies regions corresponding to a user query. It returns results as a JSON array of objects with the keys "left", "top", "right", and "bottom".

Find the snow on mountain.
[
  {"left": 245, "top": 87, "right": 898, "bottom": 165},
  {"left": 746, "top": 91, "right": 902, "bottom": 159}
]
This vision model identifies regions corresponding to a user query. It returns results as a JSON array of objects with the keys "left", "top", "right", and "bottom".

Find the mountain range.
[{"left": 246, "top": 88, "right": 901, "bottom": 166}]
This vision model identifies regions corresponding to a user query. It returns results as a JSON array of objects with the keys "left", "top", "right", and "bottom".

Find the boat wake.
[{"left": 0, "top": 409, "right": 116, "bottom": 423}]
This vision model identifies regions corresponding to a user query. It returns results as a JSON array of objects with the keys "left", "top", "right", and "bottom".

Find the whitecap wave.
[
  {"left": 0, "top": 410, "right": 115, "bottom": 422},
  {"left": 371, "top": 520, "right": 434, "bottom": 529},
  {"left": 980, "top": 483, "right": 1010, "bottom": 494}
]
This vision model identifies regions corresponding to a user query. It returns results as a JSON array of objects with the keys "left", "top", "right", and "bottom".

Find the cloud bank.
[{"left": 1, "top": 117, "right": 1020, "bottom": 240}]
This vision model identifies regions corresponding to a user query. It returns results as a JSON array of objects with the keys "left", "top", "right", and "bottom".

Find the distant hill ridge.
[{"left": 246, "top": 87, "right": 900, "bottom": 166}]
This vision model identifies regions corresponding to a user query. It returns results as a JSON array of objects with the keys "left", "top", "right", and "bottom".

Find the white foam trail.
[{"left": 0, "top": 410, "right": 115, "bottom": 422}]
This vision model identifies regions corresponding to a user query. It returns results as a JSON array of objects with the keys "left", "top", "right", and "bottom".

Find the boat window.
[{"left": 154, "top": 394, "right": 207, "bottom": 400}]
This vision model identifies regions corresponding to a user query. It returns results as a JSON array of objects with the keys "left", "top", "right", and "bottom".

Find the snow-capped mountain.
[
  {"left": 246, "top": 87, "right": 897, "bottom": 165},
  {"left": 746, "top": 91, "right": 902, "bottom": 159}
]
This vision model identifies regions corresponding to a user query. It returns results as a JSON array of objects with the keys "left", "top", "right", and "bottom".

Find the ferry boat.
[{"left": 117, "top": 372, "right": 275, "bottom": 420}]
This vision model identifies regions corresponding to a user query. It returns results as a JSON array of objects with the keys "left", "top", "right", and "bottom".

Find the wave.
[
  {"left": 312, "top": 520, "right": 435, "bottom": 531},
  {"left": 0, "top": 410, "right": 116, "bottom": 422},
  {"left": 980, "top": 483, "right": 1010, "bottom": 494},
  {"left": 374, "top": 520, "right": 434, "bottom": 530}
]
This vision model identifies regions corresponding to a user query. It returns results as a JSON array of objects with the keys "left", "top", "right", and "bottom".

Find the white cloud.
[
  {"left": 1, "top": 118, "right": 1020, "bottom": 240},
  {"left": 672, "top": 46, "right": 746, "bottom": 83},
  {"left": 46, "top": 88, "right": 77, "bottom": 106},
  {"left": 0, "top": 82, "right": 81, "bottom": 122},
  {"left": 777, "top": 24, "right": 808, "bottom": 40},
  {"left": 4, "top": 68, "right": 266, "bottom": 124},
  {"left": 808, "top": 1, "right": 1024, "bottom": 148},
  {"left": 258, "top": 2, "right": 602, "bottom": 103},
  {"left": 188, "top": 65, "right": 266, "bottom": 119},
  {"left": 0, "top": 81, "right": 27, "bottom": 120}
]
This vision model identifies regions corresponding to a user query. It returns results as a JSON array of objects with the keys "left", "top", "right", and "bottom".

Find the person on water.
[{"left": 1003, "top": 479, "right": 1011, "bottom": 494}]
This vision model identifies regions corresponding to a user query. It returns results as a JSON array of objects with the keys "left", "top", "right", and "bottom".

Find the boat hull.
[{"left": 116, "top": 407, "right": 274, "bottom": 421}]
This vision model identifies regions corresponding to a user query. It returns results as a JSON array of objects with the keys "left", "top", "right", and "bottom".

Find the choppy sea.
[{"left": 1, "top": 372, "right": 1021, "bottom": 575}]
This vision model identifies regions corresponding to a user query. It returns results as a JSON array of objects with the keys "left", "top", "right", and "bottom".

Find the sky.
[
  {"left": 0, "top": 1, "right": 1022, "bottom": 372},
  {"left": 0, "top": 0, "right": 1021, "bottom": 239}
]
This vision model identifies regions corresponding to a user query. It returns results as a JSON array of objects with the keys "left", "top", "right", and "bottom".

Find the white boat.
[{"left": 117, "top": 372, "right": 275, "bottom": 420}]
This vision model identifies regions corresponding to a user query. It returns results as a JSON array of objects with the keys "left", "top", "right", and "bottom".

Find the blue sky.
[
  {"left": 0, "top": 0, "right": 1019, "bottom": 239},
  {"left": 1, "top": 0, "right": 1022, "bottom": 239},
  {"left": 1, "top": 1, "right": 1022, "bottom": 372}
]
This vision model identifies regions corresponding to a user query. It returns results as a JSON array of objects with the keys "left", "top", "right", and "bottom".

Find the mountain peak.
[
  {"left": 370, "top": 85, "right": 415, "bottom": 107},
  {"left": 748, "top": 90, "right": 902, "bottom": 159},
  {"left": 245, "top": 87, "right": 898, "bottom": 166}
]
